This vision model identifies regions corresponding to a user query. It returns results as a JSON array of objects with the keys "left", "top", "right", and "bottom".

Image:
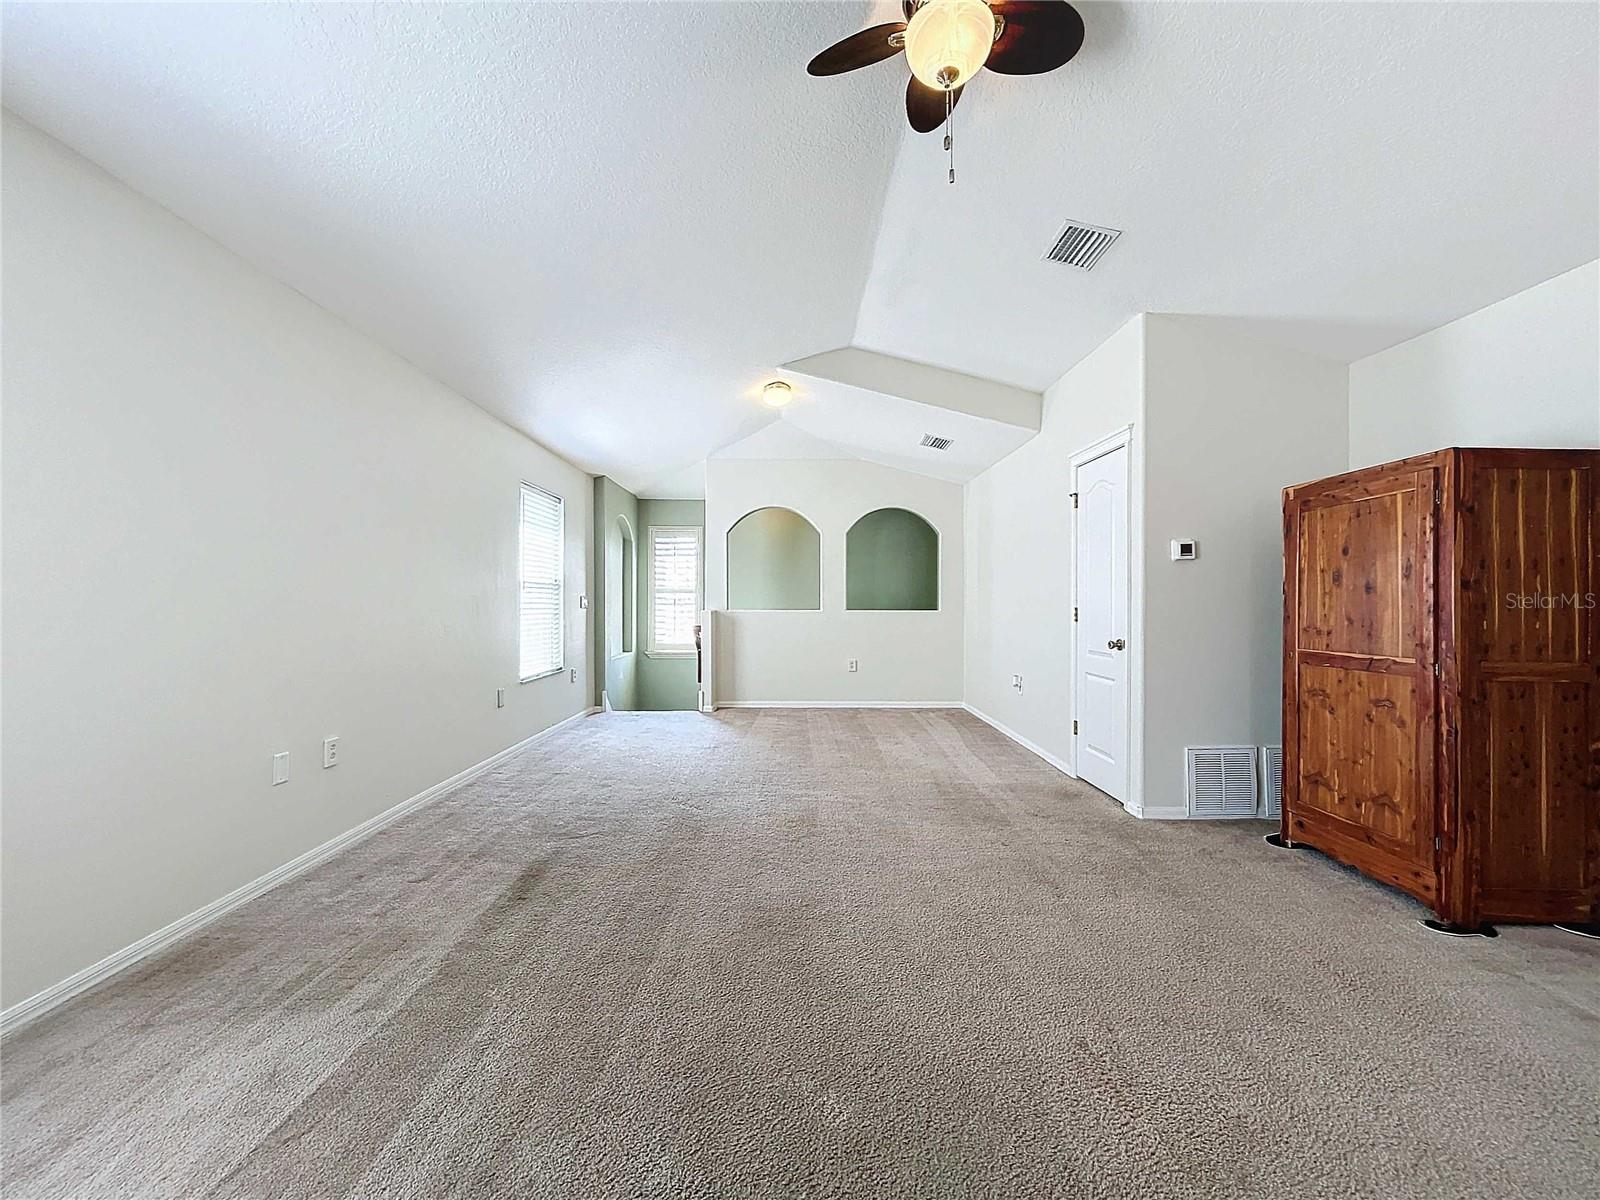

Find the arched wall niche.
[
  {"left": 725, "top": 507, "right": 822, "bottom": 610},
  {"left": 611, "top": 514, "right": 635, "bottom": 655},
  {"left": 845, "top": 508, "right": 939, "bottom": 611}
]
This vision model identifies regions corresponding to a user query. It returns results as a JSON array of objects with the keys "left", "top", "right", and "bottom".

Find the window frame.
[
  {"left": 518, "top": 481, "right": 566, "bottom": 683},
  {"left": 644, "top": 524, "right": 703, "bottom": 659}
]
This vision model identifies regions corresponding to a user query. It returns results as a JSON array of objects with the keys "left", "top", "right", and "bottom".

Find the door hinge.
[
  {"left": 1435, "top": 836, "right": 1442, "bottom": 851},
  {"left": 1434, "top": 487, "right": 1442, "bottom": 505},
  {"left": 1073, "top": 720, "right": 1079, "bottom": 735},
  {"left": 1434, "top": 662, "right": 1441, "bottom": 677},
  {"left": 1073, "top": 606, "right": 1079, "bottom": 622},
  {"left": 1071, "top": 492, "right": 1079, "bottom": 509}
]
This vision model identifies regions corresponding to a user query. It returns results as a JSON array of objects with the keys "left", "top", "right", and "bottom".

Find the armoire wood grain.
[{"left": 1282, "top": 448, "right": 1598, "bottom": 928}]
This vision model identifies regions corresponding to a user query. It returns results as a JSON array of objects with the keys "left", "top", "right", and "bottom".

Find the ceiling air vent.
[
  {"left": 1043, "top": 220, "right": 1121, "bottom": 270},
  {"left": 1185, "top": 746, "right": 1259, "bottom": 819},
  {"left": 920, "top": 435, "right": 953, "bottom": 451}
]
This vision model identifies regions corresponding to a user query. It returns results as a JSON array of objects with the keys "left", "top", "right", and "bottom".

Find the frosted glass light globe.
[
  {"left": 762, "top": 381, "right": 793, "bottom": 408},
  {"left": 904, "top": 0, "right": 997, "bottom": 92}
]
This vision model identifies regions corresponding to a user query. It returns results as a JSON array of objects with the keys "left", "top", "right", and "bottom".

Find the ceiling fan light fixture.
[
  {"left": 904, "top": 0, "right": 997, "bottom": 91},
  {"left": 761, "top": 380, "right": 794, "bottom": 408}
]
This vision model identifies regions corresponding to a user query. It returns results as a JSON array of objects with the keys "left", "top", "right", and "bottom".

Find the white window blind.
[
  {"left": 648, "top": 526, "right": 700, "bottom": 654},
  {"left": 519, "top": 484, "right": 564, "bottom": 680}
]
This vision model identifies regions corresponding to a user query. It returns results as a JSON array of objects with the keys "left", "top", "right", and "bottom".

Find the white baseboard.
[
  {"left": 961, "top": 704, "right": 1077, "bottom": 778},
  {"left": 717, "top": 701, "right": 965, "bottom": 710},
  {"left": 1123, "top": 801, "right": 1259, "bottom": 821},
  {"left": 1, "top": 707, "right": 596, "bottom": 1039},
  {"left": 1125, "top": 804, "right": 1190, "bottom": 821}
]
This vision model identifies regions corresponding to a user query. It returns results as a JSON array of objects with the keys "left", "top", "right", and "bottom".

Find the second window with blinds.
[
  {"left": 519, "top": 482, "right": 565, "bottom": 682},
  {"left": 646, "top": 526, "right": 702, "bottom": 657}
]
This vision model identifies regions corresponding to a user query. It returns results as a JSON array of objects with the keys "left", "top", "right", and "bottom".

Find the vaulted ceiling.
[{"left": 5, "top": 2, "right": 1596, "bottom": 496}]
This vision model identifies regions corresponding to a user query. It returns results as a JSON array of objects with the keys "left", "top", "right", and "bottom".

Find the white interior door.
[{"left": 1074, "top": 443, "right": 1129, "bottom": 802}]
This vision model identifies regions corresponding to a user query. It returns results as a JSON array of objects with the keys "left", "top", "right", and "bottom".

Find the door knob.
[{"left": 1107, "top": 638, "right": 1126, "bottom": 650}]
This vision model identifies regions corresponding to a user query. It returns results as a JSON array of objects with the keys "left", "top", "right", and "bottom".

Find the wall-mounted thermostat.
[{"left": 1171, "top": 539, "right": 1198, "bottom": 561}]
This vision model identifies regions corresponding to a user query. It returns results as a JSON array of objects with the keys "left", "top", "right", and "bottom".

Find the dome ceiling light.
[{"left": 761, "top": 380, "right": 794, "bottom": 408}]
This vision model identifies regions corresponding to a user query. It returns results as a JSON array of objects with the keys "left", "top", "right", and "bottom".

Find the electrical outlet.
[
  {"left": 579, "top": 595, "right": 589, "bottom": 609},
  {"left": 272, "top": 752, "right": 289, "bottom": 786},
  {"left": 496, "top": 688, "right": 505, "bottom": 709},
  {"left": 322, "top": 737, "right": 340, "bottom": 769},
  {"left": 1011, "top": 674, "right": 1023, "bottom": 692},
  {"left": 570, "top": 667, "right": 577, "bottom": 683},
  {"left": 847, "top": 658, "right": 858, "bottom": 673}
]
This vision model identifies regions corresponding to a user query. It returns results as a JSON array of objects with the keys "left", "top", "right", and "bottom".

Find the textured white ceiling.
[
  {"left": 857, "top": 1, "right": 1600, "bottom": 387},
  {"left": 0, "top": 0, "right": 905, "bottom": 498},
  {"left": 4, "top": 2, "right": 1597, "bottom": 495},
  {"left": 712, "top": 420, "right": 858, "bottom": 464}
]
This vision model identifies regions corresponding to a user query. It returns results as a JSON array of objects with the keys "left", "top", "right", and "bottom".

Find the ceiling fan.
[{"left": 807, "top": 0, "right": 1086, "bottom": 173}]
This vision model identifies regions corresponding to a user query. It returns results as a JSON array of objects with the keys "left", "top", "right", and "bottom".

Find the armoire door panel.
[
  {"left": 1297, "top": 481, "right": 1427, "bottom": 662},
  {"left": 1296, "top": 663, "right": 1425, "bottom": 851},
  {"left": 1465, "top": 464, "right": 1589, "bottom": 665},
  {"left": 1476, "top": 679, "right": 1595, "bottom": 898}
]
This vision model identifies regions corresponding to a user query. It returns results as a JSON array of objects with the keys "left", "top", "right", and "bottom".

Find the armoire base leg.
[
  {"left": 1554, "top": 922, "right": 1600, "bottom": 940},
  {"left": 1263, "top": 833, "right": 1306, "bottom": 850},
  {"left": 1420, "top": 918, "right": 1498, "bottom": 938}
]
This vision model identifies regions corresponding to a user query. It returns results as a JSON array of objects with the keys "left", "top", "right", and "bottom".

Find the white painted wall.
[
  {"left": 1349, "top": 260, "right": 1600, "bottom": 467},
  {"left": 963, "top": 316, "right": 1146, "bottom": 784},
  {"left": 962, "top": 314, "right": 1347, "bottom": 818},
  {"left": 705, "top": 458, "right": 963, "bottom": 705},
  {"left": 1, "top": 114, "right": 593, "bottom": 1009},
  {"left": 1139, "top": 316, "right": 1349, "bottom": 816}
]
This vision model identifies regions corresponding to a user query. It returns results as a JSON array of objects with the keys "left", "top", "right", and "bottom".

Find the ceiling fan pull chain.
[{"left": 945, "top": 90, "right": 955, "bottom": 184}]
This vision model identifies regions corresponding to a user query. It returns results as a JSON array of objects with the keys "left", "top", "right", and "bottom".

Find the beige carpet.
[{"left": 2, "top": 709, "right": 1596, "bottom": 1199}]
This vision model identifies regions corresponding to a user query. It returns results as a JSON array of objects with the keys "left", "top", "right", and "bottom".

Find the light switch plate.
[{"left": 272, "top": 752, "right": 289, "bottom": 785}]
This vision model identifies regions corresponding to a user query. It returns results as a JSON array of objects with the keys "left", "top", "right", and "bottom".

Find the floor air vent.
[
  {"left": 1259, "top": 746, "right": 1283, "bottom": 819},
  {"left": 920, "top": 434, "right": 953, "bottom": 450},
  {"left": 1043, "top": 220, "right": 1121, "bottom": 270},
  {"left": 1185, "top": 746, "right": 1259, "bottom": 818}
]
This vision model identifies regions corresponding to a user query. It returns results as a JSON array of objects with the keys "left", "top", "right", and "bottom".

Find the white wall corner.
[{"left": 962, "top": 704, "right": 1077, "bottom": 778}]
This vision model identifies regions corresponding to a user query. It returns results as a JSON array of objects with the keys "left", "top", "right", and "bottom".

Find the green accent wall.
[
  {"left": 591, "top": 476, "right": 638, "bottom": 710},
  {"left": 846, "top": 508, "right": 939, "bottom": 611},
  {"left": 635, "top": 498, "right": 705, "bottom": 712},
  {"left": 726, "top": 507, "right": 821, "bottom": 610}
]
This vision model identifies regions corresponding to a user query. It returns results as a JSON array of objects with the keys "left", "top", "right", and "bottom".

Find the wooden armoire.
[{"left": 1281, "top": 448, "right": 1599, "bottom": 930}]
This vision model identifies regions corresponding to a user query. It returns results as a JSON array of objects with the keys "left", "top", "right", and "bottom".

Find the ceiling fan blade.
[
  {"left": 806, "top": 22, "right": 908, "bottom": 76},
  {"left": 906, "top": 76, "right": 963, "bottom": 133},
  {"left": 986, "top": 1, "right": 1086, "bottom": 75}
]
